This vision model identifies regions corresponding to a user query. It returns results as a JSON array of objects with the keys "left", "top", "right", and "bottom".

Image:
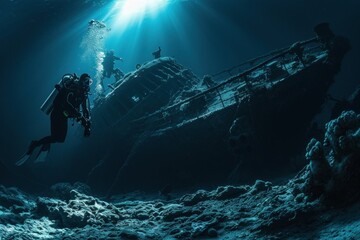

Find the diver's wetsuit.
[
  {"left": 28, "top": 77, "right": 90, "bottom": 154},
  {"left": 36, "top": 107, "right": 68, "bottom": 146},
  {"left": 102, "top": 53, "right": 121, "bottom": 78}
]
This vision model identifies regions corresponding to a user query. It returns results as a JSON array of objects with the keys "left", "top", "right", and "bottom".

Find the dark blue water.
[{"left": 0, "top": 0, "right": 359, "bottom": 189}]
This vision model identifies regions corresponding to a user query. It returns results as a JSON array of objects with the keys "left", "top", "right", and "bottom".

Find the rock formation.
[{"left": 2, "top": 111, "right": 360, "bottom": 239}]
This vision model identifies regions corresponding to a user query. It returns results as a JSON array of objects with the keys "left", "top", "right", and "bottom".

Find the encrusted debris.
[{"left": 2, "top": 115, "right": 360, "bottom": 239}]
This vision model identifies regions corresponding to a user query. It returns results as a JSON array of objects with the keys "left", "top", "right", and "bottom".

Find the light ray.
[{"left": 110, "top": 0, "right": 168, "bottom": 30}]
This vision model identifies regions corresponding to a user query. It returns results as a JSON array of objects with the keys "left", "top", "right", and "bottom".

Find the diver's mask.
[{"left": 79, "top": 73, "right": 93, "bottom": 92}]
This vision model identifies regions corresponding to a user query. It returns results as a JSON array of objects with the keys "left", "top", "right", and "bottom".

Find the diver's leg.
[
  {"left": 113, "top": 68, "right": 124, "bottom": 81},
  {"left": 26, "top": 109, "right": 67, "bottom": 154},
  {"left": 51, "top": 108, "right": 68, "bottom": 143},
  {"left": 35, "top": 136, "right": 52, "bottom": 145},
  {"left": 26, "top": 140, "right": 42, "bottom": 154}
]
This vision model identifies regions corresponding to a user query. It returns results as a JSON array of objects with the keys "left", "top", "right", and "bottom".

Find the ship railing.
[
  {"left": 131, "top": 37, "right": 322, "bottom": 130},
  {"left": 210, "top": 39, "right": 321, "bottom": 82}
]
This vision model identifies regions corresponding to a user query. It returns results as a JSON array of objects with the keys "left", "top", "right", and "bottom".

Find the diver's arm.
[
  {"left": 81, "top": 98, "right": 91, "bottom": 137},
  {"left": 81, "top": 99, "right": 90, "bottom": 120},
  {"left": 62, "top": 92, "right": 82, "bottom": 118}
]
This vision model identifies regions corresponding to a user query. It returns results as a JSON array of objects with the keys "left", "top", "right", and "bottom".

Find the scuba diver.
[
  {"left": 88, "top": 19, "right": 107, "bottom": 29},
  {"left": 100, "top": 50, "right": 124, "bottom": 93},
  {"left": 102, "top": 50, "right": 123, "bottom": 79},
  {"left": 16, "top": 73, "right": 92, "bottom": 166}
]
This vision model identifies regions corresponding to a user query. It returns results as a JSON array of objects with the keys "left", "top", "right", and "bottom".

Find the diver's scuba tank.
[{"left": 40, "top": 73, "right": 77, "bottom": 115}]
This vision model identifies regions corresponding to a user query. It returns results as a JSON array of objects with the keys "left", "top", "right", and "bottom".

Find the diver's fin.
[
  {"left": 15, "top": 153, "right": 30, "bottom": 166},
  {"left": 15, "top": 145, "right": 42, "bottom": 166},
  {"left": 34, "top": 144, "right": 51, "bottom": 163},
  {"left": 34, "top": 151, "right": 49, "bottom": 163}
]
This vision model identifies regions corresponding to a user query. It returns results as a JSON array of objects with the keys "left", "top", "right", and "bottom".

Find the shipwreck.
[{"left": 27, "top": 23, "right": 350, "bottom": 195}]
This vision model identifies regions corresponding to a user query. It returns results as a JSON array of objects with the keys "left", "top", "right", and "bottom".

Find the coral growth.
[
  {"left": 1, "top": 111, "right": 360, "bottom": 239},
  {"left": 305, "top": 110, "right": 360, "bottom": 204}
]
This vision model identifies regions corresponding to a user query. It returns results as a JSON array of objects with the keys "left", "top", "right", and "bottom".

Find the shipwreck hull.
[
  {"left": 93, "top": 58, "right": 199, "bottom": 129},
  {"left": 103, "top": 59, "right": 341, "bottom": 192},
  {"left": 25, "top": 25, "right": 350, "bottom": 195}
]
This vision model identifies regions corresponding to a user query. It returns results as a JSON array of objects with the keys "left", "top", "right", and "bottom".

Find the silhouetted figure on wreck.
[
  {"left": 314, "top": 22, "right": 351, "bottom": 68},
  {"left": 100, "top": 50, "right": 124, "bottom": 92},
  {"left": 152, "top": 46, "right": 161, "bottom": 59},
  {"left": 17, "top": 73, "right": 92, "bottom": 165}
]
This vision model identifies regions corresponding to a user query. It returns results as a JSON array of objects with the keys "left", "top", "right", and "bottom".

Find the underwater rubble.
[{"left": 2, "top": 111, "right": 360, "bottom": 239}]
